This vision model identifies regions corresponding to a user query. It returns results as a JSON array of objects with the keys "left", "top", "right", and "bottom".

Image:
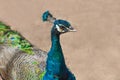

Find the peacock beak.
[{"left": 68, "top": 26, "right": 77, "bottom": 32}]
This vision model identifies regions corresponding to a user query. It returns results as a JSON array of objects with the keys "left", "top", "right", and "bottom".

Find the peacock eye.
[
  {"left": 10, "top": 37, "right": 15, "bottom": 40},
  {"left": 60, "top": 26, "right": 65, "bottom": 30}
]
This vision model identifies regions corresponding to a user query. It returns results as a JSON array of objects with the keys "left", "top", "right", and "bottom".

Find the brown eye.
[{"left": 60, "top": 26, "right": 65, "bottom": 30}]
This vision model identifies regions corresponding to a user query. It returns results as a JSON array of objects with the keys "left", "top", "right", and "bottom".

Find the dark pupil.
[{"left": 60, "top": 26, "right": 65, "bottom": 30}]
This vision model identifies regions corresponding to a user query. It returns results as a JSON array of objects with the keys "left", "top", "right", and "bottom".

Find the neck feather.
[
  {"left": 45, "top": 31, "right": 67, "bottom": 79},
  {"left": 49, "top": 32, "right": 65, "bottom": 61}
]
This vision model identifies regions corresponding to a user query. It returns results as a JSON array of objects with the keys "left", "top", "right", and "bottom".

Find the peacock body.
[
  {"left": 0, "top": 22, "right": 47, "bottom": 80},
  {"left": 0, "top": 11, "right": 76, "bottom": 80}
]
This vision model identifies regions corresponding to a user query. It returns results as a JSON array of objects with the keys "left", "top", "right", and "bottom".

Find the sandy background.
[{"left": 0, "top": 0, "right": 120, "bottom": 80}]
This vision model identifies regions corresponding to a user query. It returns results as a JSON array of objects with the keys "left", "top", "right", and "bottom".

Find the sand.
[{"left": 0, "top": 0, "right": 120, "bottom": 80}]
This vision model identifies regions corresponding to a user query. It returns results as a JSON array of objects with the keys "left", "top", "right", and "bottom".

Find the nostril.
[{"left": 69, "top": 26, "right": 74, "bottom": 30}]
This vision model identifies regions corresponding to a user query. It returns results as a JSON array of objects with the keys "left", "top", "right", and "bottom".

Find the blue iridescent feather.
[{"left": 42, "top": 11, "right": 76, "bottom": 80}]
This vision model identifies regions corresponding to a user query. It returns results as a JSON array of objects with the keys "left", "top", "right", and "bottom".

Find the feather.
[{"left": 0, "top": 11, "right": 76, "bottom": 80}]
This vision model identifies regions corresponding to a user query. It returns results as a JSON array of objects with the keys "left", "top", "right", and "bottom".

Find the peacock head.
[
  {"left": 42, "top": 11, "right": 76, "bottom": 35},
  {"left": 52, "top": 19, "right": 76, "bottom": 35}
]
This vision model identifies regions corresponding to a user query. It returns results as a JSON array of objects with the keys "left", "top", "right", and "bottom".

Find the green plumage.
[
  {"left": 0, "top": 25, "right": 34, "bottom": 54},
  {"left": 0, "top": 22, "right": 10, "bottom": 29},
  {"left": 0, "top": 22, "right": 47, "bottom": 80}
]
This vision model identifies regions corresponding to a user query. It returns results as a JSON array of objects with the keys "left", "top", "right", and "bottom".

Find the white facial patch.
[{"left": 56, "top": 25, "right": 64, "bottom": 32}]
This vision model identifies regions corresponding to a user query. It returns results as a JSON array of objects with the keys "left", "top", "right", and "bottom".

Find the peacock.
[
  {"left": 42, "top": 11, "right": 76, "bottom": 80},
  {"left": 0, "top": 11, "right": 76, "bottom": 80}
]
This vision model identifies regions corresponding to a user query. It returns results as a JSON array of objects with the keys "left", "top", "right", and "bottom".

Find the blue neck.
[
  {"left": 44, "top": 31, "right": 67, "bottom": 79},
  {"left": 49, "top": 32, "right": 63, "bottom": 57}
]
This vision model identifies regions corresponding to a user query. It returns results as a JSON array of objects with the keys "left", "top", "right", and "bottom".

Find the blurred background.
[{"left": 0, "top": 0, "right": 120, "bottom": 80}]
